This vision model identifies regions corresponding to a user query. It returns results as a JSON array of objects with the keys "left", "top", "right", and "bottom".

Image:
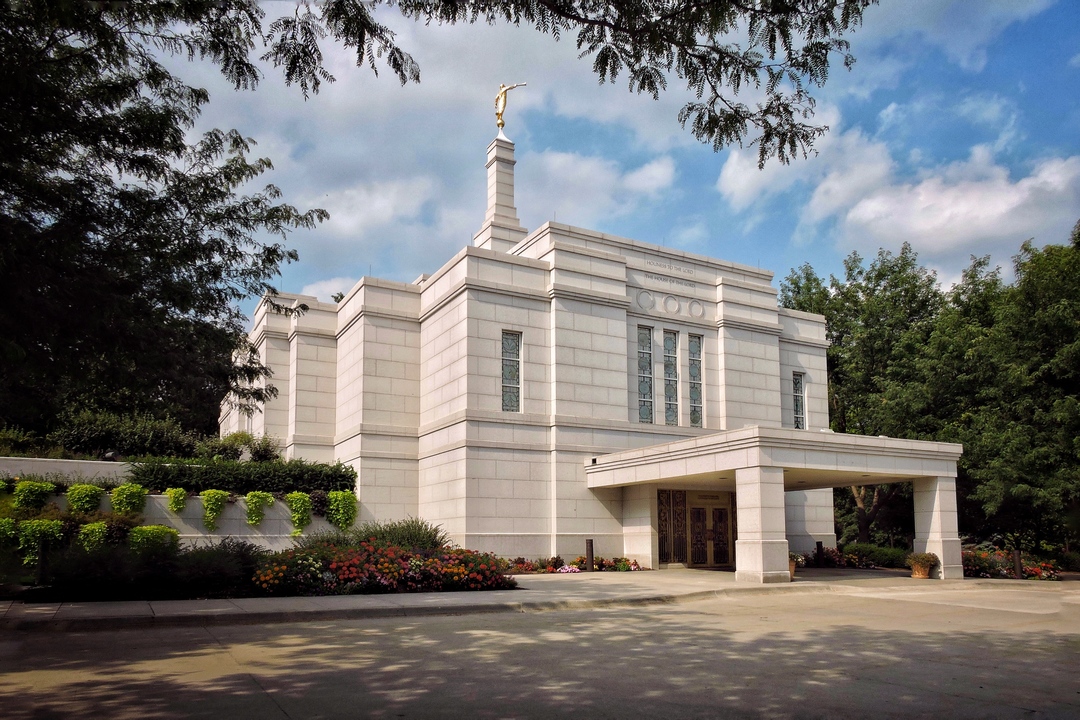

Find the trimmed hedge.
[
  {"left": 48, "top": 411, "right": 198, "bottom": 458},
  {"left": 130, "top": 457, "right": 357, "bottom": 495}
]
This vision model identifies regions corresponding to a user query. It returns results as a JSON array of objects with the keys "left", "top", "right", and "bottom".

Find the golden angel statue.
[{"left": 495, "top": 82, "right": 527, "bottom": 129}]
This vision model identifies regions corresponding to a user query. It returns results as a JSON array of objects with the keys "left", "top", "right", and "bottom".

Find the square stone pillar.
[
  {"left": 913, "top": 476, "right": 964, "bottom": 579},
  {"left": 735, "top": 466, "right": 791, "bottom": 583}
]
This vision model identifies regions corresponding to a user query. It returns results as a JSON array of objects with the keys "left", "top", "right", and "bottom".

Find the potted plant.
[
  {"left": 905, "top": 552, "right": 939, "bottom": 579},
  {"left": 789, "top": 551, "right": 805, "bottom": 578}
]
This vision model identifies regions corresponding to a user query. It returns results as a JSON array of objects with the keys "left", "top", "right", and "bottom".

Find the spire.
[{"left": 473, "top": 134, "right": 528, "bottom": 252}]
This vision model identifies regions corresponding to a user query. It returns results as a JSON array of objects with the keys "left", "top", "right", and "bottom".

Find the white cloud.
[
  {"left": 518, "top": 151, "right": 677, "bottom": 229},
  {"left": 300, "top": 277, "right": 358, "bottom": 302},
  {"left": 854, "top": 0, "right": 1054, "bottom": 72},
  {"left": 1070, "top": 52, "right": 1080, "bottom": 68},
  {"left": 304, "top": 177, "right": 436, "bottom": 241},
  {"left": 838, "top": 152, "right": 1080, "bottom": 265},
  {"left": 622, "top": 156, "right": 676, "bottom": 195}
]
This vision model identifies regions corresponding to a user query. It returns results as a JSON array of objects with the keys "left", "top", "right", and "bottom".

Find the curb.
[{"left": 0, "top": 581, "right": 853, "bottom": 633}]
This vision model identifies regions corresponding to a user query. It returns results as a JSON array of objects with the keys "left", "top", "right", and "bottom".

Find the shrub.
[
  {"left": 0, "top": 426, "right": 59, "bottom": 457},
  {"left": 842, "top": 543, "right": 909, "bottom": 569},
  {"left": 195, "top": 432, "right": 252, "bottom": 461},
  {"left": 176, "top": 538, "right": 266, "bottom": 598},
  {"left": 326, "top": 491, "right": 357, "bottom": 530},
  {"left": 906, "top": 552, "right": 939, "bottom": 570},
  {"left": 128, "top": 525, "right": 180, "bottom": 555},
  {"left": 49, "top": 410, "right": 198, "bottom": 458},
  {"left": 78, "top": 521, "right": 108, "bottom": 551},
  {"left": 244, "top": 491, "right": 274, "bottom": 526},
  {"left": 200, "top": 489, "right": 230, "bottom": 531},
  {"left": 247, "top": 435, "right": 281, "bottom": 462},
  {"left": 285, "top": 492, "right": 312, "bottom": 535},
  {"left": 352, "top": 517, "right": 450, "bottom": 551},
  {"left": 110, "top": 483, "right": 148, "bottom": 515},
  {"left": 309, "top": 489, "right": 329, "bottom": 517},
  {"left": 18, "top": 519, "right": 63, "bottom": 566},
  {"left": 66, "top": 483, "right": 105, "bottom": 514},
  {"left": 13, "top": 480, "right": 55, "bottom": 511},
  {"left": 130, "top": 457, "right": 357, "bottom": 495},
  {"left": 0, "top": 517, "right": 16, "bottom": 544},
  {"left": 164, "top": 487, "right": 187, "bottom": 514},
  {"left": 1060, "top": 551, "right": 1080, "bottom": 572}
]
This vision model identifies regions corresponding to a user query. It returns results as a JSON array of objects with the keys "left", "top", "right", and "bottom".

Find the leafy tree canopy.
[{"left": 1, "top": 0, "right": 872, "bottom": 435}]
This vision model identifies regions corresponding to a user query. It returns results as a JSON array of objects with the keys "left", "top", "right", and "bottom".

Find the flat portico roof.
[{"left": 584, "top": 425, "right": 963, "bottom": 492}]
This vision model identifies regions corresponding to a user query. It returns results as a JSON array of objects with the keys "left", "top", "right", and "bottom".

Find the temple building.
[{"left": 221, "top": 128, "right": 964, "bottom": 582}]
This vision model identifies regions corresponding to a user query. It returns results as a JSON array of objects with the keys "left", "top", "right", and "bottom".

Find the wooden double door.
[{"left": 658, "top": 490, "right": 735, "bottom": 568}]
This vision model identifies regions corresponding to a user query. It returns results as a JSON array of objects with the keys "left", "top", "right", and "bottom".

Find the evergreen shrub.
[
  {"left": 49, "top": 410, "right": 198, "bottom": 458},
  {"left": 130, "top": 457, "right": 356, "bottom": 495}
]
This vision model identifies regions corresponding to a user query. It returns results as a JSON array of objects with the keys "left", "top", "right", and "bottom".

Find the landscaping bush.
[
  {"left": 17, "top": 519, "right": 63, "bottom": 566},
  {"left": 0, "top": 427, "right": 61, "bottom": 457},
  {"left": 200, "top": 489, "right": 230, "bottom": 531},
  {"left": 130, "top": 457, "right": 357, "bottom": 495},
  {"left": 13, "top": 480, "right": 56, "bottom": 512},
  {"left": 49, "top": 410, "right": 198, "bottom": 458},
  {"left": 1060, "top": 551, "right": 1080, "bottom": 572},
  {"left": 110, "top": 483, "right": 148, "bottom": 515},
  {"left": 65, "top": 484, "right": 105, "bottom": 514},
  {"left": 77, "top": 522, "right": 108, "bottom": 551},
  {"left": 309, "top": 489, "right": 329, "bottom": 517},
  {"left": 164, "top": 487, "right": 187, "bottom": 514},
  {"left": 195, "top": 432, "right": 251, "bottom": 461},
  {"left": 244, "top": 491, "right": 274, "bottom": 526},
  {"left": 326, "top": 491, "right": 357, "bottom": 530},
  {"left": 254, "top": 542, "right": 515, "bottom": 596},
  {"left": 0, "top": 517, "right": 16, "bottom": 545},
  {"left": 285, "top": 492, "right": 312, "bottom": 535},
  {"left": 128, "top": 525, "right": 180, "bottom": 555},
  {"left": 351, "top": 517, "right": 450, "bottom": 551},
  {"left": 175, "top": 539, "right": 266, "bottom": 598},
  {"left": 247, "top": 435, "right": 281, "bottom": 462},
  {"left": 842, "top": 543, "right": 909, "bottom": 569},
  {"left": 962, "top": 546, "right": 1061, "bottom": 580}
]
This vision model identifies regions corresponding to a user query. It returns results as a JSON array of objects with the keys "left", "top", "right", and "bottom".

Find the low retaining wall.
[
  {"left": 51, "top": 495, "right": 338, "bottom": 552},
  {"left": 0, "top": 456, "right": 131, "bottom": 481}
]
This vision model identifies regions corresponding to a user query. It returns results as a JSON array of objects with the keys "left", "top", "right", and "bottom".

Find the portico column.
[
  {"left": 734, "top": 466, "right": 790, "bottom": 583},
  {"left": 913, "top": 476, "right": 963, "bottom": 579}
]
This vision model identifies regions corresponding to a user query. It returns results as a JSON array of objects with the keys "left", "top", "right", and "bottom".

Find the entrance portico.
[{"left": 586, "top": 426, "right": 964, "bottom": 582}]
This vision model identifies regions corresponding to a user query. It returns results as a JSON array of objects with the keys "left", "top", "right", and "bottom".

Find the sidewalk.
[{"left": 0, "top": 567, "right": 1068, "bottom": 632}]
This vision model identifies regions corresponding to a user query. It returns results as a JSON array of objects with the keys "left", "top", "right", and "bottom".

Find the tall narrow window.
[
  {"left": 637, "top": 326, "right": 653, "bottom": 423},
  {"left": 689, "top": 334, "right": 703, "bottom": 428},
  {"left": 792, "top": 371, "right": 805, "bottom": 429},
  {"left": 664, "top": 330, "right": 678, "bottom": 425},
  {"left": 502, "top": 331, "right": 521, "bottom": 412}
]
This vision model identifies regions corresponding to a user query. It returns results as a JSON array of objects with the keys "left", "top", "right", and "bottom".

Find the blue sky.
[{"left": 178, "top": 1, "right": 1080, "bottom": 309}]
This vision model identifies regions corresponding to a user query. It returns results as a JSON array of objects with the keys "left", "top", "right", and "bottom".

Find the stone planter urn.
[
  {"left": 789, "top": 559, "right": 797, "bottom": 579},
  {"left": 910, "top": 564, "right": 931, "bottom": 579}
]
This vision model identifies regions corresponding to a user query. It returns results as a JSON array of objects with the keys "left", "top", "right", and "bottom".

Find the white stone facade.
[{"left": 222, "top": 134, "right": 963, "bottom": 581}]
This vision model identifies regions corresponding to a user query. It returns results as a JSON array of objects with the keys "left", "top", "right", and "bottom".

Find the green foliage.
[
  {"left": 12, "top": 480, "right": 55, "bottom": 511},
  {"left": 110, "top": 483, "right": 149, "bottom": 516},
  {"left": 200, "top": 490, "right": 230, "bottom": 532},
  {"left": 284, "top": 492, "right": 312, "bottom": 535},
  {"left": 65, "top": 484, "right": 104, "bottom": 514},
  {"left": 128, "top": 525, "right": 180, "bottom": 555},
  {"left": 17, "top": 519, "right": 63, "bottom": 566},
  {"left": 325, "top": 491, "right": 358, "bottom": 531},
  {"left": 0, "top": 517, "right": 16, "bottom": 544},
  {"left": 244, "top": 491, "right": 274, "bottom": 527},
  {"left": 131, "top": 457, "right": 356, "bottom": 496},
  {"left": 351, "top": 517, "right": 450, "bottom": 551},
  {"left": 77, "top": 522, "right": 108, "bottom": 552},
  {"left": 247, "top": 435, "right": 282, "bottom": 462},
  {"left": 309, "top": 489, "right": 329, "bottom": 517},
  {"left": 0, "top": 427, "right": 60, "bottom": 457},
  {"left": 905, "top": 552, "right": 939, "bottom": 570},
  {"left": 841, "top": 543, "right": 908, "bottom": 569},
  {"left": 48, "top": 411, "right": 198, "bottom": 459},
  {"left": 165, "top": 487, "right": 188, "bottom": 514}
]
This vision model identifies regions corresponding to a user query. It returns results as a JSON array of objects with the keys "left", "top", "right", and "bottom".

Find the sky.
[{"left": 174, "top": 1, "right": 1080, "bottom": 311}]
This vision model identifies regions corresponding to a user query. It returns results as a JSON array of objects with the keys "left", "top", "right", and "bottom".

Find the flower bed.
[
  {"left": 506, "top": 555, "right": 643, "bottom": 574},
  {"left": 962, "top": 547, "right": 1061, "bottom": 580},
  {"left": 255, "top": 541, "right": 514, "bottom": 595}
]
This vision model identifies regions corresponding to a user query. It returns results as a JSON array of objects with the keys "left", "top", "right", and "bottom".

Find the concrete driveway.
[{"left": 1, "top": 572, "right": 1077, "bottom": 719}]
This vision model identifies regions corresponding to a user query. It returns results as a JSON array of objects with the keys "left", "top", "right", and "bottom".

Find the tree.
[
  {"left": 781, "top": 244, "right": 944, "bottom": 543},
  {"left": 1, "top": 0, "right": 873, "bottom": 434}
]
